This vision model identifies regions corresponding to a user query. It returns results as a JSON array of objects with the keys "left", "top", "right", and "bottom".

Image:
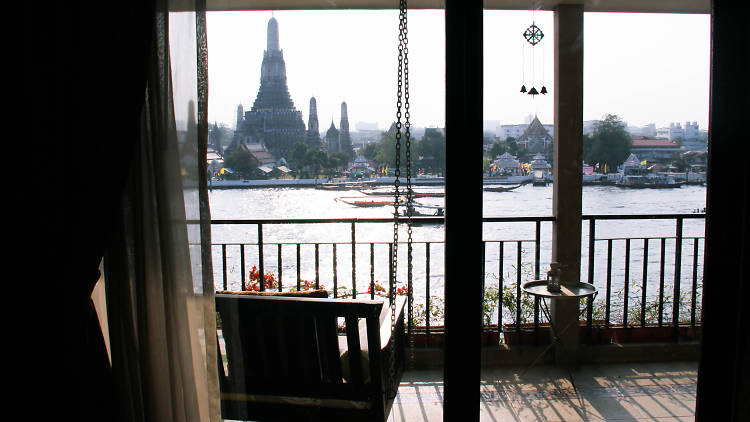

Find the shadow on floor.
[{"left": 391, "top": 361, "right": 697, "bottom": 421}]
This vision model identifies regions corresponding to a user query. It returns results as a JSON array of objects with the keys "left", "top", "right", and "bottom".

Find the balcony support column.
[
  {"left": 443, "top": 1, "right": 483, "bottom": 420},
  {"left": 551, "top": 4, "right": 584, "bottom": 365}
]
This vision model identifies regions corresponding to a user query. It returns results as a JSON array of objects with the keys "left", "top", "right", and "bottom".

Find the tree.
[
  {"left": 224, "top": 149, "right": 259, "bottom": 178},
  {"left": 374, "top": 124, "right": 410, "bottom": 170},
  {"left": 583, "top": 114, "right": 632, "bottom": 172},
  {"left": 416, "top": 128, "right": 446, "bottom": 174},
  {"left": 289, "top": 142, "right": 311, "bottom": 172},
  {"left": 361, "top": 142, "right": 378, "bottom": 161},
  {"left": 488, "top": 141, "right": 506, "bottom": 159},
  {"left": 209, "top": 122, "right": 233, "bottom": 153},
  {"left": 671, "top": 151, "right": 691, "bottom": 172},
  {"left": 505, "top": 137, "right": 519, "bottom": 156},
  {"left": 325, "top": 151, "right": 350, "bottom": 178}
]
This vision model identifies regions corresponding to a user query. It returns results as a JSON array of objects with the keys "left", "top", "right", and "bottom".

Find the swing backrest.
[{"left": 216, "top": 293, "right": 406, "bottom": 421}]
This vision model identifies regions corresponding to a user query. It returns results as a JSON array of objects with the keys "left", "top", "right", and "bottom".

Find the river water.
[{"left": 209, "top": 184, "right": 707, "bottom": 325}]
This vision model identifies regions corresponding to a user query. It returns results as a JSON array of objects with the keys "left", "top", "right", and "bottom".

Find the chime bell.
[
  {"left": 520, "top": 85, "right": 527, "bottom": 93},
  {"left": 528, "top": 87, "right": 539, "bottom": 95},
  {"left": 540, "top": 86, "right": 548, "bottom": 94}
]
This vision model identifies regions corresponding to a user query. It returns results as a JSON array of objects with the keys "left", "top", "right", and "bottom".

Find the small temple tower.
[
  {"left": 235, "top": 104, "right": 244, "bottom": 130},
  {"left": 326, "top": 121, "right": 340, "bottom": 154},
  {"left": 306, "top": 97, "right": 322, "bottom": 148},
  {"left": 339, "top": 101, "right": 353, "bottom": 158}
]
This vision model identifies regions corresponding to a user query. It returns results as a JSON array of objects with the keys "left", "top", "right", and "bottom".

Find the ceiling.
[{"left": 206, "top": 0, "right": 709, "bottom": 14}]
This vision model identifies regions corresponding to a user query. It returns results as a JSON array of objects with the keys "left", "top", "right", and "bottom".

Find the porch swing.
[{"left": 215, "top": 2, "right": 415, "bottom": 420}]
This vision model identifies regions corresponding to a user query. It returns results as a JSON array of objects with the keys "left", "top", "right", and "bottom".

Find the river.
[{"left": 209, "top": 184, "right": 707, "bottom": 325}]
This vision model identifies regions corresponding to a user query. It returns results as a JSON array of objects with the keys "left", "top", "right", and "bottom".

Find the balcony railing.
[{"left": 211, "top": 213, "right": 704, "bottom": 345}]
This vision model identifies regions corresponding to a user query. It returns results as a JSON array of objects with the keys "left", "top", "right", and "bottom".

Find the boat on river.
[
  {"left": 359, "top": 188, "right": 445, "bottom": 198},
  {"left": 615, "top": 175, "right": 685, "bottom": 189},
  {"left": 483, "top": 184, "right": 523, "bottom": 192},
  {"left": 315, "top": 180, "right": 375, "bottom": 190},
  {"left": 400, "top": 204, "right": 444, "bottom": 226},
  {"left": 335, "top": 196, "right": 403, "bottom": 207}
]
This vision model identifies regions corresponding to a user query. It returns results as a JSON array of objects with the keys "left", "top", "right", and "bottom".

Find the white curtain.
[{"left": 104, "top": 0, "right": 220, "bottom": 420}]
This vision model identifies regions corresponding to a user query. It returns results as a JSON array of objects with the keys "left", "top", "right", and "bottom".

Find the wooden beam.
[{"left": 550, "top": 3, "right": 584, "bottom": 365}]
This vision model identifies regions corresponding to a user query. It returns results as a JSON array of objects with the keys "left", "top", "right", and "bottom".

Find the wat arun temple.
[{"left": 226, "top": 17, "right": 353, "bottom": 160}]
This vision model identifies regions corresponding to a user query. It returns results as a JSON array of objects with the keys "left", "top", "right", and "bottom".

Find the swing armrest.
[{"left": 379, "top": 296, "right": 407, "bottom": 349}]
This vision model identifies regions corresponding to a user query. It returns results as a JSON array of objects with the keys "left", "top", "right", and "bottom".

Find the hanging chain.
[
  {"left": 388, "top": 0, "right": 410, "bottom": 398},
  {"left": 390, "top": 0, "right": 405, "bottom": 337},
  {"left": 401, "top": 0, "right": 415, "bottom": 371}
]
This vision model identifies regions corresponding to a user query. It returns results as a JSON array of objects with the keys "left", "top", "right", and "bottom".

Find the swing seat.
[{"left": 216, "top": 293, "right": 406, "bottom": 422}]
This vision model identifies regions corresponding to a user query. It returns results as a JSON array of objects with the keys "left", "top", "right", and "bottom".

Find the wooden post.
[{"left": 551, "top": 3, "right": 584, "bottom": 365}]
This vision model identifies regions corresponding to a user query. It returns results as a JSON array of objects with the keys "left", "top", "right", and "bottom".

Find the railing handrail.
[
  {"left": 209, "top": 213, "right": 706, "bottom": 343},
  {"left": 210, "top": 213, "right": 705, "bottom": 225}
]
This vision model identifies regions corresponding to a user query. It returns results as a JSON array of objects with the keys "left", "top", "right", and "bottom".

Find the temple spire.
[
  {"left": 339, "top": 101, "right": 353, "bottom": 158},
  {"left": 267, "top": 17, "right": 280, "bottom": 52}
]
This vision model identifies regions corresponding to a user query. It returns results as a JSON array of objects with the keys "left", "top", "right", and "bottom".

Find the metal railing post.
[
  {"left": 587, "top": 218, "right": 595, "bottom": 340},
  {"left": 241, "top": 244, "right": 246, "bottom": 291},
  {"left": 333, "top": 243, "right": 338, "bottom": 297},
  {"left": 351, "top": 222, "right": 357, "bottom": 298},
  {"left": 673, "top": 217, "right": 683, "bottom": 341},
  {"left": 278, "top": 244, "right": 283, "bottom": 291},
  {"left": 641, "top": 238, "right": 649, "bottom": 328},
  {"left": 258, "top": 224, "right": 264, "bottom": 291}
]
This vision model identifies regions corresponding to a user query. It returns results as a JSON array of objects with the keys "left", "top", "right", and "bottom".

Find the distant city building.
[
  {"left": 630, "top": 136, "right": 681, "bottom": 162},
  {"left": 681, "top": 139, "right": 708, "bottom": 152},
  {"left": 497, "top": 124, "right": 526, "bottom": 140},
  {"left": 657, "top": 123, "right": 683, "bottom": 140},
  {"left": 656, "top": 122, "right": 700, "bottom": 141},
  {"left": 682, "top": 121, "right": 700, "bottom": 140},
  {"left": 627, "top": 123, "right": 657, "bottom": 138}
]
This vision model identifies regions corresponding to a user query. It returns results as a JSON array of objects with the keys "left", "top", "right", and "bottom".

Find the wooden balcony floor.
[{"left": 390, "top": 361, "right": 698, "bottom": 421}]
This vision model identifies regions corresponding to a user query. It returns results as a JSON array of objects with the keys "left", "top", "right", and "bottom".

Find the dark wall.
[
  {"left": 696, "top": 1, "right": 750, "bottom": 421},
  {"left": 25, "top": 1, "right": 153, "bottom": 420}
]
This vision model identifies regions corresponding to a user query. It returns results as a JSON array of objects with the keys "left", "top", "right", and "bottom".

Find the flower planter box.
[
  {"left": 410, "top": 326, "right": 500, "bottom": 347},
  {"left": 585, "top": 324, "right": 701, "bottom": 344},
  {"left": 501, "top": 322, "right": 701, "bottom": 345}
]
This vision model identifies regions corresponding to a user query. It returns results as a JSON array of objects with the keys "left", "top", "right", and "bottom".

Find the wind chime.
[{"left": 520, "top": 4, "right": 547, "bottom": 97}]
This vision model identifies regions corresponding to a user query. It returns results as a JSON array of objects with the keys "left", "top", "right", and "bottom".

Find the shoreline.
[
  {"left": 207, "top": 173, "right": 706, "bottom": 190},
  {"left": 208, "top": 175, "right": 540, "bottom": 189}
]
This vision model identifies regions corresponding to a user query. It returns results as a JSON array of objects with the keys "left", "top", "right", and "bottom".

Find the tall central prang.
[{"left": 230, "top": 17, "right": 306, "bottom": 159}]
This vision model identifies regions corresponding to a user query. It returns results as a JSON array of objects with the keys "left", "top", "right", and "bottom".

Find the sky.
[{"left": 206, "top": 10, "right": 710, "bottom": 133}]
